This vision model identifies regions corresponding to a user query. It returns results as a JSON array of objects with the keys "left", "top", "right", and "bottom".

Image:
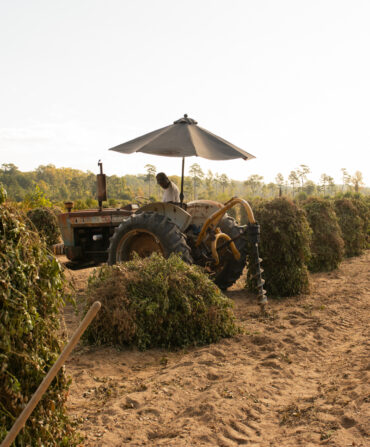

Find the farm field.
[{"left": 62, "top": 251, "right": 369, "bottom": 447}]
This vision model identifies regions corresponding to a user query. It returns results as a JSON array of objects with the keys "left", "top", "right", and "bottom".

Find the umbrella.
[{"left": 109, "top": 114, "right": 255, "bottom": 204}]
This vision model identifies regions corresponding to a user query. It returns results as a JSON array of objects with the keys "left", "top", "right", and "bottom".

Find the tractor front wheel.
[{"left": 108, "top": 212, "right": 192, "bottom": 264}]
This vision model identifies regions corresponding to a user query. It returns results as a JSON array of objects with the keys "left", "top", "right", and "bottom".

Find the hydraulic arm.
[{"left": 197, "top": 198, "right": 268, "bottom": 307}]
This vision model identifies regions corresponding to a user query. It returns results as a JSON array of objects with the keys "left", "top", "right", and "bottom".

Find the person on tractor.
[{"left": 156, "top": 172, "right": 180, "bottom": 203}]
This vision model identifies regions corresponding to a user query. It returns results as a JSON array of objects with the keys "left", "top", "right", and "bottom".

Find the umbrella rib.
[
  {"left": 198, "top": 126, "right": 255, "bottom": 160},
  {"left": 130, "top": 126, "right": 171, "bottom": 153},
  {"left": 109, "top": 125, "right": 171, "bottom": 153},
  {"left": 186, "top": 125, "right": 197, "bottom": 156}
]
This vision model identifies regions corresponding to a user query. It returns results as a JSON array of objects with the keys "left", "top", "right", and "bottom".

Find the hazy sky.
[{"left": 1, "top": 0, "right": 369, "bottom": 185}]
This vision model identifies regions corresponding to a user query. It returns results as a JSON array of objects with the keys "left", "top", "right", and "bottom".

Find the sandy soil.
[{"left": 61, "top": 252, "right": 370, "bottom": 447}]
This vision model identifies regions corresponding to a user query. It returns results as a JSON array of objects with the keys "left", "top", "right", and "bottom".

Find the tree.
[
  {"left": 219, "top": 173, "right": 230, "bottom": 194},
  {"left": 327, "top": 175, "right": 335, "bottom": 195},
  {"left": 303, "top": 180, "right": 316, "bottom": 196},
  {"left": 288, "top": 171, "right": 299, "bottom": 196},
  {"left": 204, "top": 170, "right": 214, "bottom": 198},
  {"left": 275, "top": 173, "right": 284, "bottom": 196},
  {"left": 1, "top": 163, "right": 19, "bottom": 173},
  {"left": 144, "top": 164, "right": 157, "bottom": 198},
  {"left": 189, "top": 163, "right": 204, "bottom": 200},
  {"left": 341, "top": 168, "right": 351, "bottom": 192},
  {"left": 266, "top": 182, "right": 278, "bottom": 198},
  {"left": 214, "top": 173, "right": 221, "bottom": 194},
  {"left": 24, "top": 184, "right": 52, "bottom": 208},
  {"left": 350, "top": 171, "right": 364, "bottom": 193},
  {"left": 296, "top": 164, "right": 311, "bottom": 190},
  {"left": 319, "top": 173, "right": 334, "bottom": 196},
  {"left": 244, "top": 174, "right": 263, "bottom": 196}
]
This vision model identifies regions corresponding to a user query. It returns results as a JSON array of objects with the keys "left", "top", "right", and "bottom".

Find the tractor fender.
[
  {"left": 186, "top": 200, "right": 223, "bottom": 228},
  {"left": 136, "top": 202, "right": 192, "bottom": 232}
]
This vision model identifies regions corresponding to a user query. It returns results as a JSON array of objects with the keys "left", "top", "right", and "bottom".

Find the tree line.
[{"left": 0, "top": 162, "right": 368, "bottom": 209}]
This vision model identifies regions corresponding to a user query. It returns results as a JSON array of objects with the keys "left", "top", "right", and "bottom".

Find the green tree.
[
  {"left": 205, "top": 170, "right": 215, "bottom": 198},
  {"left": 275, "top": 173, "right": 284, "bottom": 196},
  {"left": 266, "top": 182, "right": 277, "bottom": 198},
  {"left": 219, "top": 173, "right": 230, "bottom": 194},
  {"left": 303, "top": 180, "right": 316, "bottom": 196},
  {"left": 296, "top": 164, "right": 311, "bottom": 190},
  {"left": 319, "top": 173, "right": 334, "bottom": 196},
  {"left": 341, "top": 168, "right": 351, "bottom": 192},
  {"left": 288, "top": 171, "right": 299, "bottom": 196},
  {"left": 244, "top": 174, "right": 263, "bottom": 196},
  {"left": 189, "top": 163, "right": 204, "bottom": 200},
  {"left": 350, "top": 171, "right": 364, "bottom": 193},
  {"left": 1, "top": 163, "right": 19, "bottom": 174},
  {"left": 24, "top": 184, "right": 52, "bottom": 208},
  {"left": 144, "top": 164, "right": 157, "bottom": 198}
]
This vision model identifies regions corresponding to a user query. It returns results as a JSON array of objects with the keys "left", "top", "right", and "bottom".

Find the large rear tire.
[
  {"left": 108, "top": 212, "right": 192, "bottom": 265},
  {"left": 213, "top": 216, "right": 248, "bottom": 290}
]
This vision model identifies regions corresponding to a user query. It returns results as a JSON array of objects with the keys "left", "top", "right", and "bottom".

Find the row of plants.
[
  {"left": 245, "top": 195, "right": 369, "bottom": 297},
  {"left": 0, "top": 185, "right": 80, "bottom": 445}
]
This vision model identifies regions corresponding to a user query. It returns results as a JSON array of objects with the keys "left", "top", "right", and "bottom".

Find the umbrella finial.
[{"left": 174, "top": 114, "right": 198, "bottom": 125}]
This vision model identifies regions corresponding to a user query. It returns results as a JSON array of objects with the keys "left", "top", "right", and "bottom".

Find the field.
[{"left": 62, "top": 251, "right": 369, "bottom": 447}]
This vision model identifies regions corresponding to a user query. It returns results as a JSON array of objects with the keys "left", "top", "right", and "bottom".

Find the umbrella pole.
[{"left": 180, "top": 157, "right": 185, "bottom": 206}]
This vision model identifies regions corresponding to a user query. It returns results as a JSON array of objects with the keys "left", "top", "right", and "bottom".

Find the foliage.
[
  {"left": 1, "top": 164, "right": 368, "bottom": 205},
  {"left": 27, "top": 207, "right": 61, "bottom": 247},
  {"left": 0, "top": 195, "right": 79, "bottom": 445},
  {"left": 83, "top": 253, "right": 238, "bottom": 350},
  {"left": 246, "top": 197, "right": 311, "bottom": 297},
  {"left": 302, "top": 198, "right": 344, "bottom": 272},
  {"left": 334, "top": 198, "right": 365, "bottom": 257},
  {"left": 296, "top": 191, "right": 308, "bottom": 202},
  {"left": 24, "top": 184, "right": 53, "bottom": 208},
  {"left": 351, "top": 197, "right": 370, "bottom": 248},
  {"left": 0, "top": 183, "right": 7, "bottom": 203}
]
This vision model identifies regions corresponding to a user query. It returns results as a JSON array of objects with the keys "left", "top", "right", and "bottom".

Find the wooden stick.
[{"left": 1, "top": 301, "right": 101, "bottom": 447}]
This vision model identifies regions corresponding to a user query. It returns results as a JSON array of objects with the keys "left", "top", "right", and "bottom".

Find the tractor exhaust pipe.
[{"left": 97, "top": 160, "right": 107, "bottom": 212}]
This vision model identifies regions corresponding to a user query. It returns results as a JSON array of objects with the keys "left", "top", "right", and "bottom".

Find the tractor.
[
  {"left": 58, "top": 115, "right": 267, "bottom": 305},
  {"left": 58, "top": 164, "right": 267, "bottom": 303}
]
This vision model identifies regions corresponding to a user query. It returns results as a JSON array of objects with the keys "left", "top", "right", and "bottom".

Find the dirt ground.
[{"left": 61, "top": 251, "right": 370, "bottom": 447}]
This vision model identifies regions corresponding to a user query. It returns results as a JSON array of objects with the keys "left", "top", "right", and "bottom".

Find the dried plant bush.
[
  {"left": 83, "top": 253, "right": 238, "bottom": 350},
  {"left": 334, "top": 198, "right": 365, "bottom": 257},
  {"left": 302, "top": 198, "right": 344, "bottom": 272},
  {"left": 246, "top": 197, "right": 311, "bottom": 297},
  {"left": 26, "top": 206, "right": 61, "bottom": 247},
  {"left": 0, "top": 186, "right": 79, "bottom": 446},
  {"left": 351, "top": 197, "right": 370, "bottom": 249}
]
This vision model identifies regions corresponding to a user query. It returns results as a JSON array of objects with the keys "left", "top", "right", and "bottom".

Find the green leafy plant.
[
  {"left": 23, "top": 184, "right": 52, "bottom": 208},
  {"left": 0, "top": 183, "right": 7, "bottom": 204},
  {"left": 0, "top": 194, "right": 79, "bottom": 445},
  {"left": 83, "top": 253, "right": 238, "bottom": 350},
  {"left": 302, "top": 198, "right": 344, "bottom": 272},
  {"left": 27, "top": 207, "right": 61, "bottom": 247},
  {"left": 246, "top": 197, "right": 311, "bottom": 297}
]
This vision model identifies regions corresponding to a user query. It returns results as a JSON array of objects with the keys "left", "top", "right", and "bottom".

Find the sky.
[{"left": 0, "top": 0, "right": 369, "bottom": 186}]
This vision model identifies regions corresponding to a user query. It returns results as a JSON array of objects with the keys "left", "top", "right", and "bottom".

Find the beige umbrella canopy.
[
  {"left": 109, "top": 114, "right": 255, "bottom": 203},
  {"left": 109, "top": 114, "right": 255, "bottom": 161}
]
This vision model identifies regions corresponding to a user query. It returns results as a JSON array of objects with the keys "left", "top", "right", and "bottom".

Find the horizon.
[{"left": 2, "top": 161, "right": 368, "bottom": 189}]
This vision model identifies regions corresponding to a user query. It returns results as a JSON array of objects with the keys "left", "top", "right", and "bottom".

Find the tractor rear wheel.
[
  {"left": 108, "top": 212, "right": 192, "bottom": 264},
  {"left": 213, "top": 216, "right": 248, "bottom": 290}
]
